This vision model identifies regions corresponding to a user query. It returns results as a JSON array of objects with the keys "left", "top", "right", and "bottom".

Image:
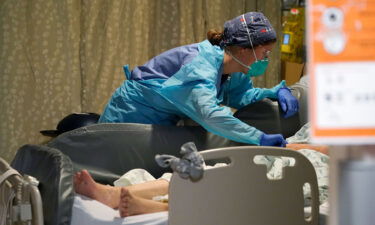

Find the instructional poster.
[{"left": 308, "top": 0, "right": 375, "bottom": 144}]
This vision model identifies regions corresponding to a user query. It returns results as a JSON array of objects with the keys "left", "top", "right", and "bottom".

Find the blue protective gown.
[{"left": 99, "top": 40, "right": 286, "bottom": 145}]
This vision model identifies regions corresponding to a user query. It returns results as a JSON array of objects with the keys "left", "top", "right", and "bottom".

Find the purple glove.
[
  {"left": 277, "top": 88, "right": 299, "bottom": 118},
  {"left": 260, "top": 133, "right": 287, "bottom": 147}
]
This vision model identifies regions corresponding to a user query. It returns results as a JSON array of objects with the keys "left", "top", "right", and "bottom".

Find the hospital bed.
[
  {"left": 169, "top": 146, "right": 319, "bottom": 225},
  {"left": 69, "top": 145, "right": 320, "bottom": 225},
  {"left": 10, "top": 82, "right": 316, "bottom": 225}
]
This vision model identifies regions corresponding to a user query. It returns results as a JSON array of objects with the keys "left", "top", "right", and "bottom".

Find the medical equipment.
[
  {"left": 0, "top": 158, "right": 43, "bottom": 225},
  {"left": 281, "top": 7, "right": 305, "bottom": 63}
]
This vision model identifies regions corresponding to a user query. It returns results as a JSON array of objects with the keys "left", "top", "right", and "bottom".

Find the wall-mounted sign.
[{"left": 308, "top": 0, "right": 375, "bottom": 144}]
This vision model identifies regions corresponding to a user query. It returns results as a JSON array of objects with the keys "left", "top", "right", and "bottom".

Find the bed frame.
[{"left": 169, "top": 146, "right": 319, "bottom": 225}]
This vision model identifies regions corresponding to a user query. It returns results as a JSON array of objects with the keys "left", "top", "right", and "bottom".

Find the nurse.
[{"left": 99, "top": 12, "right": 298, "bottom": 147}]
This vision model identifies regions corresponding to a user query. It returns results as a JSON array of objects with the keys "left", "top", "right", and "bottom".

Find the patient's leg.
[
  {"left": 125, "top": 179, "right": 169, "bottom": 200},
  {"left": 74, "top": 170, "right": 169, "bottom": 209},
  {"left": 74, "top": 170, "right": 121, "bottom": 209},
  {"left": 119, "top": 188, "right": 168, "bottom": 217},
  {"left": 286, "top": 143, "right": 329, "bottom": 155}
]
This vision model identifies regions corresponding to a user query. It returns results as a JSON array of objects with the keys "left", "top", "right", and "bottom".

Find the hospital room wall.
[{"left": 0, "top": 0, "right": 282, "bottom": 162}]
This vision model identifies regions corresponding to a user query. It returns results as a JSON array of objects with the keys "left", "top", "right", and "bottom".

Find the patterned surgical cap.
[{"left": 220, "top": 12, "right": 276, "bottom": 48}]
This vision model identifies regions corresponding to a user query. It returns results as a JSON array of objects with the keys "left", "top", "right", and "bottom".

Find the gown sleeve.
[
  {"left": 222, "top": 72, "right": 286, "bottom": 109},
  {"left": 158, "top": 62, "right": 264, "bottom": 145}
]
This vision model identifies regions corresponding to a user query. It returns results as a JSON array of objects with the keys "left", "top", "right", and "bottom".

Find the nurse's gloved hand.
[
  {"left": 277, "top": 88, "right": 299, "bottom": 118},
  {"left": 260, "top": 133, "right": 287, "bottom": 147}
]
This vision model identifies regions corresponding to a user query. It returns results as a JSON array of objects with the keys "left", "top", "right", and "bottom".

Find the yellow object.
[
  {"left": 281, "top": 7, "right": 305, "bottom": 63},
  {"left": 281, "top": 31, "right": 293, "bottom": 53}
]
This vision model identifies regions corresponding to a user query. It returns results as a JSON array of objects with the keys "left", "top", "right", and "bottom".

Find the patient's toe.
[
  {"left": 119, "top": 188, "right": 130, "bottom": 217},
  {"left": 80, "top": 170, "right": 94, "bottom": 184},
  {"left": 74, "top": 170, "right": 95, "bottom": 195}
]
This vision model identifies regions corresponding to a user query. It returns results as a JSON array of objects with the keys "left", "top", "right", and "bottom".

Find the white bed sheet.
[
  {"left": 71, "top": 194, "right": 168, "bottom": 225},
  {"left": 71, "top": 192, "right": 328, "bottom": 225}
]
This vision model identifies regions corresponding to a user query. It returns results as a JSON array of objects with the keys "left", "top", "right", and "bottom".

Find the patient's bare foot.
[
  {"left": 119, "top": 188, "right": 168, "bottom": 217},
  {"left": 74, "top": 170, "right": 121, "bottom": 209}
]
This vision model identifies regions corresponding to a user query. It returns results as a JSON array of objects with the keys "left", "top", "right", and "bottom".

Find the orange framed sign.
[{"left": 308, "top": 0, "right": 375, "bottom": 144}]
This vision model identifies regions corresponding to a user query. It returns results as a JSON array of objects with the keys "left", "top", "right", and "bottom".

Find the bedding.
[
  {"left": 71, "top": 193, "right": 325, "bottom": 225},
  {"left": 286, "top": 123, "right": 329, "bottom": 204},
  {"left": 71, "top": 194, "right": 168, "bottom": 225}
]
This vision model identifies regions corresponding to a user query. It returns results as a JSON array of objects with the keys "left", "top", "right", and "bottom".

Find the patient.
[
  {"left": 286, "top": 143, "right": 328, "bottom": 155},
  {"left": 74, "top": 169, "right": 169, "bottom": 217},
  {"left": 74, "top": 142, "right": 327, "bottom": 217}
]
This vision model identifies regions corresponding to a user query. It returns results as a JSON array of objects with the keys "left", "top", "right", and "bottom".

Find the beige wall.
[{"left": 0, "top": 0, "right": 282, "bottom": 162}]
